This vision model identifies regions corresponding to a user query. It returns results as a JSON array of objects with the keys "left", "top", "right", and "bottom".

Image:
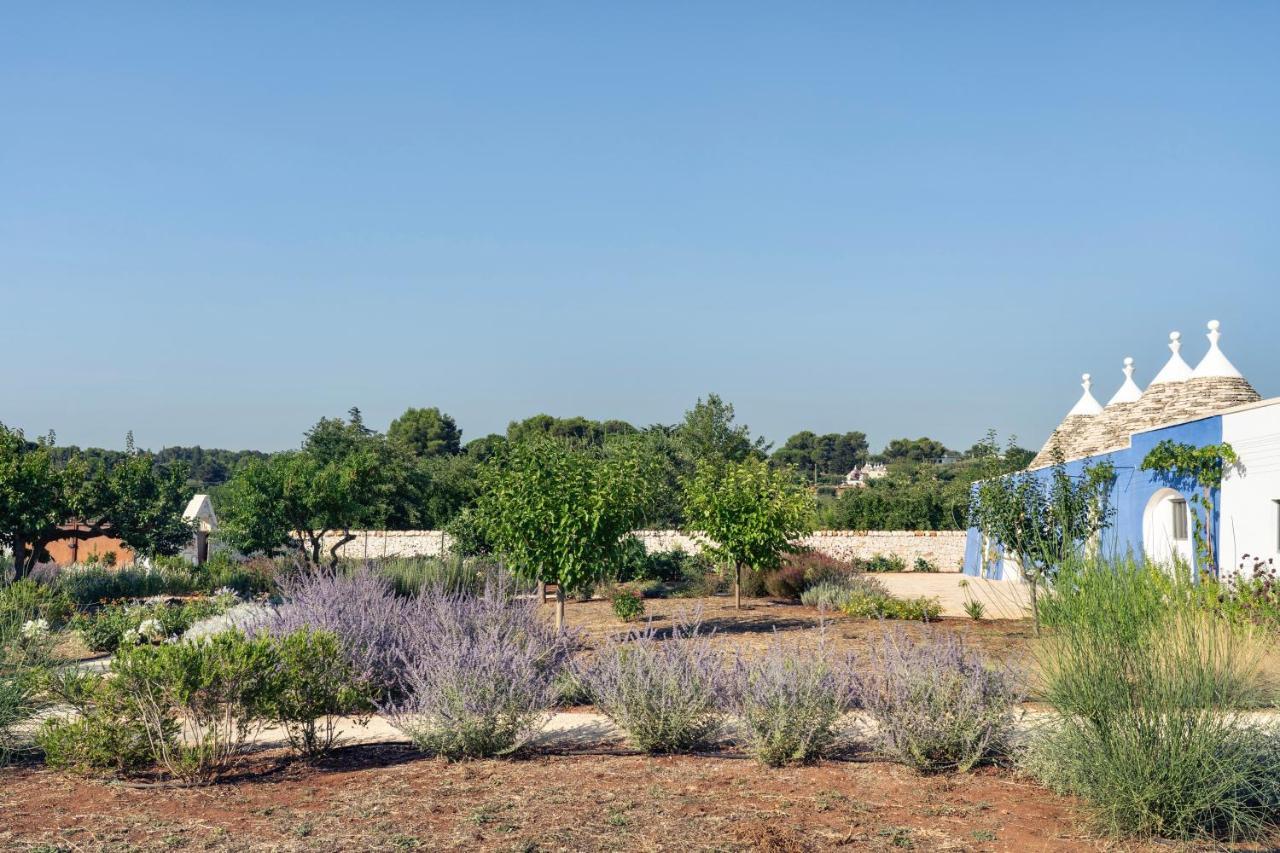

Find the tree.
[
  {"left": 220, "top": 412, "right": 392, "bottom": 566},
  {"left": 1139, "top": 440, "right": 1238, "bottom": 576},
  {"left": 0, "top": 423, "right": 193, "bottom": 577},
  {"left": 472, "top": 435, "right": 656, "bottom": 628},
  {"left": 388, "top": 407, "right": 462, "bottom": 458},
  {"left": 676, "top": 393, "right": 769, "bottom": 468},
  {"left": 773, "top": 430, "right": 868, "bottom": 478},
  {"left": 969, "top": 457, "right": 1115, "bottom": 634},
  {"left": 881, "top": 437, "right": 950, "bottom": 464},
  {"left": 683, "top": 456, "right": 814, "bottom": 609},
  {"left": 507, "top": 414, "right": 607, "bottom": 447}
]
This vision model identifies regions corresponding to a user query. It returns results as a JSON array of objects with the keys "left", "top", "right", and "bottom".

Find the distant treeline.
[{"left": 35, "top": 398, "right": 1035, "bottom": 535}]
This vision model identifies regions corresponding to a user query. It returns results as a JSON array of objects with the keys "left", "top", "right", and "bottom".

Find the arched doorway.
[{"left": 1143, "top": 488, "right": 1194, "bottom": 573}]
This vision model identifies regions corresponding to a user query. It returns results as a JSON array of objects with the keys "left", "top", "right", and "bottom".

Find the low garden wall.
[{"left": 320, "top": 529, "right": 967, "bottom": 571}]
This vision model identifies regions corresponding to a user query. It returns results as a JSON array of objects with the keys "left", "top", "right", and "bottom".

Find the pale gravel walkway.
[{"left": 876, "top": 572, "right": 1030, "bottom": 619}]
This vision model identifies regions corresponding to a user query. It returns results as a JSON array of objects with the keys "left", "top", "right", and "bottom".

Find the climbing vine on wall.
[{"left": 1139, "top": 440, "right": 1239, "bottom": 576}]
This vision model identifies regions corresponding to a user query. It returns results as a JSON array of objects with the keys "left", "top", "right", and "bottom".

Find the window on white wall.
[{"left": 1171, "top": 499, "right": 1189, "bottom": 541}]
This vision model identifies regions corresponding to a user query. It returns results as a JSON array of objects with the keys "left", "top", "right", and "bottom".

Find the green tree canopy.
[
  {"left": 472, "top": 434, "right": 658, "bottom": 627},
  {"left": 880, "top": 437, "right": 950, "bottom": 464},
  {"left": 388, "top": 406, "right": 462, "bottom": 458},
  {"left": 683, "top": 456, "right": 814, "bottom": 608},
  {"left": 220, "top": 411, "right": 393, "bottom": 565},
  {"left": 0, "top": 424, "right": 193, "bottom": 577},
  {"left": 676, "top": 393, "right": 769, "bottom": 468}
]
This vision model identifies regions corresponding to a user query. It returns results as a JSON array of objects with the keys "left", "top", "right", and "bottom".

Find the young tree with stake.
[{"left": 683, "top": 457, "right": 814, "bottom": 609}]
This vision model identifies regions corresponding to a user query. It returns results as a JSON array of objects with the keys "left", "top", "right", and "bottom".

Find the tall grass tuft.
[{"left": 1026, "top": 555, "right": 1280, "bottom": 841}]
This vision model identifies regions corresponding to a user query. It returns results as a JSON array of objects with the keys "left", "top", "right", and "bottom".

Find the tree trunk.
[
  {"left": 11, "top": 534, "right": 24, "bottom": 581},
  {"left": 537, "top": 581, "right": 547, "bottom": 603},
  {"left": 328, "top": 531, "right": 356, "bottom": 569},
  {"left": 554, "top": 586, "right": 566, "bottom": 631},
  {"left": 734, "top": 561, "right": 742, "bottom": 610}
]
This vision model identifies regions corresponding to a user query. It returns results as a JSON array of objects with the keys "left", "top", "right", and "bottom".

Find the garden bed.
[{"left": 0, "top": 745, "right": 1126, "bottom": 852}]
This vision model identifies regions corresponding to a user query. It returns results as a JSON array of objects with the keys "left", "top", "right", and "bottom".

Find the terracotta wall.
[{"left": 42, "top": 535, "right": 136, "bottom": 567}]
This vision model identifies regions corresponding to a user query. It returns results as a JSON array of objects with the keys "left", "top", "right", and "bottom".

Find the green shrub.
[
  {"left": 111, "top": 631, "right": 278, "bottom": 783},
  {"left": 864, "top": 554, "right": 907, "bottom": 573},
  {"left": 611, "top": 589, "right": 645, "bottom": 622},
  {"left": 199, "top": 553, "right": 281, "bottom": 597},
  {"left": 841, "top": 591, "right": 941, "bottom": 621},
  {"left": 258, "top": 629, "right": 372, "bottom": 758},
  {"left": 56, "top": 564, "right": 200, "bottom": 605},
  {"left": 73, "top": 597, "right": 227, "bottom": 653},
  {"left": 913, "top": 557, "right": 939, "bottom": 573},
  {"left": 1027, "top": 556, "right": 1280, "bottom": 841},
  {"left": 963, "top": 600, "right": 986, "bottom": 620},
  {"left": 36, "top": 669, "right": 159, "bottom": 775},
  {"left": 0, "top": 579, "right": 72, "bottom": 630}
]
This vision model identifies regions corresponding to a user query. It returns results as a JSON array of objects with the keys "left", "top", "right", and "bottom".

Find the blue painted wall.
[{"left": 964, "top": 415, "right": 1223, "bottom": 579}]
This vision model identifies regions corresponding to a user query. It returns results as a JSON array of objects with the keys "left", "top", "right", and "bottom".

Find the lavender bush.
[
  {"left": 255, "top": 566, "right": 409, "bottom": 699},
  {"left": 580, "top": 615, "right": 727, "bottom": 753},
  {"left": 730, "top": 629, "right": 858, "bottom": 766},
  {"left": 859, "top": 629, "right": 1022, "bottom": 773},
  {"left": 382, "top": 577, "right": 575, "bottom": 760}
]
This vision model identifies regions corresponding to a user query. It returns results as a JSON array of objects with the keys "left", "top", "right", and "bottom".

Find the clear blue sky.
[{"left": 4, "top": 3, "right": 1278, "bottom": 454}]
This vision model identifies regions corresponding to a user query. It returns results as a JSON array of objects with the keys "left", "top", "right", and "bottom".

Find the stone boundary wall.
[{"left": 319, "top": 529, "right": 967, "bottom": 571}]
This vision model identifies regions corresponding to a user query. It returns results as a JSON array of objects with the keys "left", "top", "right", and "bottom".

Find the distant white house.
[{"left": 844, "top": 463, "right": 888, "bottom": 487}]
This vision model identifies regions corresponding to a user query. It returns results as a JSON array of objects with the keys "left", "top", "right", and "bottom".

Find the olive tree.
[
  {"left": 472, "top": 435, "right": 656, "bottom": 628},
  {"left": 683, "top": 457, "right": 814, "bottom": 609}
]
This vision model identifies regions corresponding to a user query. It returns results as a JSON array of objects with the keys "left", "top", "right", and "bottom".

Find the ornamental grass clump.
[
  {"left": 729, "top": 628, "right": 858, "bottom": 766},
  {"left": 580, "top": 615, "right": 727, "bottom": 753},
  {"left": 860, "top": 629, "right": 1021, "bottom": 773},
  {"left": 1026, "top": 556, "right": 1280, "bottom": 841},
  {"left": 383, "top": 577, "right": 574, "bottom": 760}
]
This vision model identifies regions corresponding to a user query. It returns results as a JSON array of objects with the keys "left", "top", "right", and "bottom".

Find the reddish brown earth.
[{"left": 1, "top": 745, "right": 1157, "bottom": 852}]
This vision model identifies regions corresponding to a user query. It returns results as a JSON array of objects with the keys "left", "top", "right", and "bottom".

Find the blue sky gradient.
[{"left": 3, "top": 3, "right": 1278, "bottom": 453}]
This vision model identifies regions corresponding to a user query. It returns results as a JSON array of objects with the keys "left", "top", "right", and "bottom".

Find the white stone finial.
[
  {"left": 1149, "top": 330, "right": 1193, "bottom": 385},
  {"left": 1107, "top": 356, "right": 1142, "bottom": 405},
  {"left": 1192, "top": 319, "right": 1243, "bottom": 379},
  {"left": 1067, "top": 372, "right": 1104, "bottom": 416}
]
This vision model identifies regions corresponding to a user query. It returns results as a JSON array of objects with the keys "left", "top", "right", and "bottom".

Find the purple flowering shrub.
[
  {"left": 729, "top": 627, "right": 859, "bottom": 766},
  {"left": 254, "top": 566, "right": 410, "bottom": 699},
  {"left": 579, "top": 614, "right": 727, "bottom": 753},
  {"left": 859, "top": 629, "right": 1022, "bottom": 773},
  {"left": 382, "top": 576, "right": 575, "bottom": 760}
]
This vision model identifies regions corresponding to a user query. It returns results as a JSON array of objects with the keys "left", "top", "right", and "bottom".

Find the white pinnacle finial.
[
  {"left": 1149, "top": 330, "right": 1192, "bottom": 385},
  {"left": 1107, "top": 356, "right": 1142, "bottom": 405},
  {"left": 1192, "top": 319, "right": 1243, "bottom": 379},
  {"left": 1067, "top": 372, "right": 1103, "bottom": 416}
]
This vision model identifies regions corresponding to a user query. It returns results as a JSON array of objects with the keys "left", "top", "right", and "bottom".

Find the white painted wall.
[{"left": 1220, "top": 400, "right": 1280, "bottom": 579}]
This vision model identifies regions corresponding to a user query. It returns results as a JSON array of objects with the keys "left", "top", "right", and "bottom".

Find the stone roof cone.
[
  {"left": 1184, "top": 320, "right": 1260, "bottom": 414},
  {"left": 1074, "top": 357, "right": 1144, "bottom": 458},
  {"left": 1118, "top": 331, "right": 1196, "bottom": 435},
  {"left": 1029, "top": 373, "right": 1102, "bottom": 468}
]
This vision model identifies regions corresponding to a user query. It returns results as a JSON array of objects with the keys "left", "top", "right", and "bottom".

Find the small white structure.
[
  {"left": 844, "top": 462, "right": 888, "bottom": 487},
  {"left": 182, "top": 494, "right": 218, "bottom": 565}
]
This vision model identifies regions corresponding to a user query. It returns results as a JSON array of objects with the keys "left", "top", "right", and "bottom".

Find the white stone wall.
[
  {"left": 317, "top": 529, "right": 967, "bottom": 571},
  {"left": 1221, "top": 401, "right": 1280, "bottom": 578}
]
